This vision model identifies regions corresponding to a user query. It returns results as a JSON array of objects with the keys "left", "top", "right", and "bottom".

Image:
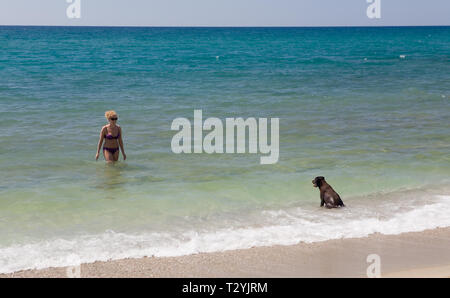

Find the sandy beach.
[{"left": 2, "top": 227, "right": 450, "bottom": 278}]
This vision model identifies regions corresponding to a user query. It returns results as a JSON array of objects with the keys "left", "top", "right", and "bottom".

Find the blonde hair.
[{"left": 105, "top": 110, "right": 118, "bottom": 120}]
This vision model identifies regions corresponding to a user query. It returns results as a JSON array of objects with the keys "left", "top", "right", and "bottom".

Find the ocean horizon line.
[{"left": 1, "top": 24, "right": 449, "bottom": 29}]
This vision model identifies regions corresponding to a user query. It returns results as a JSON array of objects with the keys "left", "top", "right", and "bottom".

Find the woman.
[{"left": 96, "top": 110, "right": 126, "bottom": 162}]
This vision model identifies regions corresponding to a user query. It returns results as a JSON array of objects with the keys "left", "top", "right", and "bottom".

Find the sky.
[{"left": 0, "top": 0, "right": 449, "bottom": 27}]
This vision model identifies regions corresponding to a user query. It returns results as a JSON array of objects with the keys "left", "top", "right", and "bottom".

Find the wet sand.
[{"left": 2, "top": 227, "right": 450, "bottom": 278}]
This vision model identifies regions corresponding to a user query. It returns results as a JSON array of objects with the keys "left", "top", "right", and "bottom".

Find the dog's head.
[{"left": 312, "top": 176, "right": 325, "bottom": 188}]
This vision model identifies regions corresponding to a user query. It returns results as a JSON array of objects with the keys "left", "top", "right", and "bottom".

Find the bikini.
[{"left": 103, "top": 129, "right": 120, "bottom": 154}]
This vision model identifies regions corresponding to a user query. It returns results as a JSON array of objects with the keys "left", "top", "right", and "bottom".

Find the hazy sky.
[{"left": 0, "top": 0, "right": 449, "bottom": 26}]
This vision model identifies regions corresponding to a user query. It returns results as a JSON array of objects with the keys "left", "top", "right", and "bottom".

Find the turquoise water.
[{"left": 0, "top": 27, "right": 449, "bottom": 273}]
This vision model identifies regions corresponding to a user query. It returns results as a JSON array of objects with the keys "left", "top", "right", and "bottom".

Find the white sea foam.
[{"left": 1, "top": 195, "right": 449, "bottom": 274}]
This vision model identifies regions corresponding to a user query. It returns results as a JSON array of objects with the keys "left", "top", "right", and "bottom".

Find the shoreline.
[{"left": 2, "top": 227, "right": 450, "bottom": 278}]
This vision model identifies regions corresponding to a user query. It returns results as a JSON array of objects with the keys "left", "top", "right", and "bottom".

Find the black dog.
[{"left": 312, "top": 176, "right": 345, "bottom": 208}]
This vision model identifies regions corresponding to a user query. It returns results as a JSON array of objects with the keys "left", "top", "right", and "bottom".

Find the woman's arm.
[
  {"left": 96, "top": 127, "right": 105, "bottom": 160},
  {"left": 118, "top": 126, "right": 126, "bottom": 160}
]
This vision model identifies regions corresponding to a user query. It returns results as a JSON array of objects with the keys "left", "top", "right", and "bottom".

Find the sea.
[{"left": 0, "top": 26, "right": 449, "bottom": 273}]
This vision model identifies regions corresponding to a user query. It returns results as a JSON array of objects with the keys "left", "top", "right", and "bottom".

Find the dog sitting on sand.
[{"left": 312, "top": 176, "right": 345, "bottom": 208}]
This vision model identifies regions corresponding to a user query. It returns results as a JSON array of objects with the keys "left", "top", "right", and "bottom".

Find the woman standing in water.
[{"left": 96, "top": 110, "right": 126, "bottom": 162}]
